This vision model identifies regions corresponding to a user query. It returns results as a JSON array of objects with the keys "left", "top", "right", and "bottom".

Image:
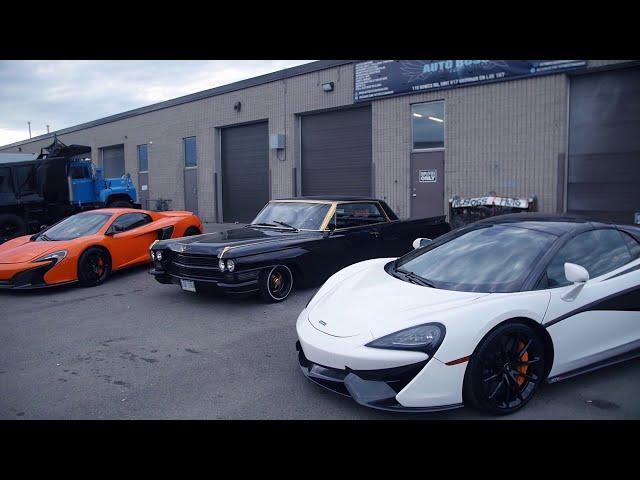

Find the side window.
[
  {"left": 546, "top": 229, "right": 632, "bottom": 288},
  {"left": 621, "top": 232, "right": 640, "bottom": 260},
  {"left": 335, "top": 203, "right": 386, "bottom": 229},
  {"left": 111, "top": 213, "right": 152, "bottom": 232},
  {"left": 0, "top": 167, "right": 12, "bottom": 193}
]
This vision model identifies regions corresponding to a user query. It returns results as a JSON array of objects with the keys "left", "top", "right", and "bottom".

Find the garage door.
[
  {"left": 301, "top": 106, "right": 372, "bottom": 196},
  {"left": 100, "top": 144, "right": 125, "bottom": 178},
  {"left": 221, "top": 122, "right": 269, "bottom": 223},
  {"left": 568, "top": 67, "right": 640, "bottom": 223}
]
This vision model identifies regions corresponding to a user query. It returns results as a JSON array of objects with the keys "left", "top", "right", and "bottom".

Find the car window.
[
  {"left": 395, "top": 225, "right": 556, "bottom": 293},
  {"left": 545, "top": 229, "right": 632, "bottom": 288},
  {"left": 111, "top": 213, "right": 152, "bottom": 232},
  {"left": 334, "top": 203, "right": 386, "bottom": 229},
  {"left": 42, "top": 213, "right": 112, "bottom": 240},
  {"left": 251, "top": 202, "right": 331, "bottom": 230},
  {"left": 621, "top": 231, "right": 640, "bottom": 260},
  {"left": 0, "top": 167, "right": 12, "bottom": 193}
]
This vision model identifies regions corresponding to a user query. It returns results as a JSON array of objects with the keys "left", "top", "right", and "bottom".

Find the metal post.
[
  {"left": 46, "top": 125, "right": 50, "bottom": 133},
  {"left": 27, "top": 121, "right": 31, "bottom": 138}
]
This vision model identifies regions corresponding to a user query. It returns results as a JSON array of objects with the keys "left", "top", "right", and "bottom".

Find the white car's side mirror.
[
  {"left": 565, "top": 262, "right": 589, "bottom": 284},
  {"left": 561, "top": 263, "right": 589, "bottom": 302},
  {"left": 412, "top": 238, "right": 432, "bottom": 250}
]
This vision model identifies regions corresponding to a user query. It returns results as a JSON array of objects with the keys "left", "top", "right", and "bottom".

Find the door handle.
[{"left": 412, "top": 194, "right": 417, "bottom": 197}]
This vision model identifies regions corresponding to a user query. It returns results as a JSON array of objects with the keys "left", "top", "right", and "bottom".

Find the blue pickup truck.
[{"left": 0, "top": 137, "right": 139, "bottom": 243}]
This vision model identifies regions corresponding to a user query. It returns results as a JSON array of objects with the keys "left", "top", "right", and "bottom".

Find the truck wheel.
[
  {"left": 0, "top": 214, "right": 27, "bottom": 243},
  {"left": 107, "top": 200, "right": 133, "bottom": 208}
]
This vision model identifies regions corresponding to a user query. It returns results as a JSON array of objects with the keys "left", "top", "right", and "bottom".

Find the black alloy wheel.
[
  {"left": 184, "top": 226, "right": 201, "bottom": 236},
  {"left": 259, "top": 265, "right": 294, "bottom": 302},
  {"left": 77, "top": 247, "right": 112, "bottom": 287},
  {"left": 463, "top": 322, "right": 545, "bottom": 415}
]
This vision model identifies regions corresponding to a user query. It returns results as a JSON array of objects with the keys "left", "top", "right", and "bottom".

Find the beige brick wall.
[{"left": 1, "top": 60, "right": 633, "bottom": 221}]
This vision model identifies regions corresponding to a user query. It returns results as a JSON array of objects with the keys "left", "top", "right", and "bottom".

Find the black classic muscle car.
[{"left": 149, "top": 197, "right": 450, "bottom": 302}]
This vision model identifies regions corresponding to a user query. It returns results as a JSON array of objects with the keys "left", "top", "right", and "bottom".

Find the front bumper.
[
  {"left": 297, "top": 342, "right": 461, "bottom": 413},
  {"left": 0, "top": 261, "right": 68, "bottom": 290},
  {"left": 150, "top": 268, "right": 260, "bottom": 294}
]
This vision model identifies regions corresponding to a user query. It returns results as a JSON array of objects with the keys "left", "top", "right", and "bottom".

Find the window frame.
[
  {"left": 107, "top": 212, "right": 153, "bottom": 234},
  {"left": 411, "top": 100, "right": 446, "bottom": 152},
  {"left": 331, "top": 201, "right": 391, "bottom": 231},
  {"left": 535, "top": 227, "right": 636, "bottom": 290},
  {"left": 137, "top": 144, "right": 149, "bottom": 173},
  {"left": 183, "top": 136, "right": 197, "bottom": 169}
]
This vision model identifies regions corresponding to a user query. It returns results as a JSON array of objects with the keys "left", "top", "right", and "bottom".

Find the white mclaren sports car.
[{"left": 296, "top": 214, "right": 640, "bottom": 414}]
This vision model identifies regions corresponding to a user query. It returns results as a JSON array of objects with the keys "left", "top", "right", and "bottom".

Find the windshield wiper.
[
  {"left": 396, "top": 268, "right": 436, "bottom": 288},
  {"left": 273, "top": 220, "right": 299, "bottom": 231}
]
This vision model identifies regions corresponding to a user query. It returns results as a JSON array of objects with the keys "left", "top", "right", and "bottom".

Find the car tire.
[
  {"left": 184, "top": 226, "right": 201, "bottom": 236},
  {"left": 0, "top": 214, "right": 27, "bottom": 244},
  {"left": 77, "top": 247, "right": 112, "bottom": 287},
  {"left": 107, "top": 200, "right": 133, "bottom": 208},
  {"left": 463, "top": 322, "right": 545, "bottom": 415},
  {"left": 258, "top": 265, "right": 294, "bottom": 303}
]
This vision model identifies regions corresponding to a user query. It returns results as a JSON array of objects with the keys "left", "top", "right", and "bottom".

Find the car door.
[
  {"left": 541, "top": 228, "right": 640, "bottom": 378},
  {"left": 332, "top": 202, "right": 386, "bottom": 263},
  {"left": 104, "top": 212, "right": 157, "bottom": 268}
]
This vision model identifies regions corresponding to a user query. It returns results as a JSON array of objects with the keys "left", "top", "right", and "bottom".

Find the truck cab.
[{"left": 68, "top": 158, "right": 137, "bottom": 208}]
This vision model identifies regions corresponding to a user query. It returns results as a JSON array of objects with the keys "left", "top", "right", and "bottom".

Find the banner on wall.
[{"left": 354, "top": 60, "right": 587, "bottom": 102}]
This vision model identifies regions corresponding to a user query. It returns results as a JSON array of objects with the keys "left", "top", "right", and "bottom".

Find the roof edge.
[{"left": 1, "top": 60, "right": 355, "bottom": 150}]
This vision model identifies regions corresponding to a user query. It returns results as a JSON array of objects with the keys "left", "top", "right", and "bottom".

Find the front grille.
[{"left": 166, "top": 252, "right": 224, "bottom": 281}]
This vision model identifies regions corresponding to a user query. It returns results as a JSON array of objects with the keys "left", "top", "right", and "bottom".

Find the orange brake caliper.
[{"left": 516, "top": 341, "right": 528, "bottom": 387}]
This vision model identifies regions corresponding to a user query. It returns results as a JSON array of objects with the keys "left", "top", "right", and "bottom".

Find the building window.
[
  {"left": 412, "top": 101, "right": 445, "bottom": 150},
  {"left": 184, "top": 137, "right": 197, "bottom": 168},
  {"left": 137, "top": 144, "right": 149, "bottom": 172}
]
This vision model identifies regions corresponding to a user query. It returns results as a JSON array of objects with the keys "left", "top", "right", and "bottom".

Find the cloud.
[{"left": 0, "top": 60, "right": 313, "bottom": 146}]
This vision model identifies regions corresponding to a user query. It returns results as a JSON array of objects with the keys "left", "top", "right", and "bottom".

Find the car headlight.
[
  {"left": 218, "top": 259, "right": 226, "bottom": 272},
  {"left": 156, "top": 250, "right": 163, "bottom": 261},
  {"left": 226, "top": 259, "right": 235, "bottom": 272},
  {"left": 150, "top": 250, "right": 156, "bottom": 261},
  {"left": 33, "top": 250, "right": 68, "bottom": 265},
  {"left": 366, "top": 323, "right": 445, "bottom": 354}
]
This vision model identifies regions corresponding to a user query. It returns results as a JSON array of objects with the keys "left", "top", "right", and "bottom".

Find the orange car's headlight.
[{"left": 33, "top": 250, "right": 68, "bottom": 264}]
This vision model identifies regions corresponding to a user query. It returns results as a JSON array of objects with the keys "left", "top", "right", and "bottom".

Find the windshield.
[
  {"left": 40, "top": 213, "right": 111, "bottom": 241},
  {"left": 395, "top": 225, "right": 556, "bottom": 293},
  {"left": 251, "top": 202, "right": 331, "bottom": 230}
]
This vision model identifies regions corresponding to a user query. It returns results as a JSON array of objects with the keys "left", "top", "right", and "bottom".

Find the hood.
[
  {"left": 162, "top": 225, "right": 310, "bottom": 257},
  {"left": 0, "top": 236, "right": 64, "bottom": 263},
  {"left": 308, "top": 259, "right": 489, "bottom": 338}
]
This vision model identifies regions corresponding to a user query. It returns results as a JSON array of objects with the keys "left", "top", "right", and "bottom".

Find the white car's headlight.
[
  {"left": 366, "top": 323, "right": 445, "bottom": 354},
  {"left": 33, "top": 250, "right": 68, "bottom": 264}
]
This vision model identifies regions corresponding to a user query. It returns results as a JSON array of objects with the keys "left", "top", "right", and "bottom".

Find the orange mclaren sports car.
[{"left": 0, "top": 208, "right": 203, "bottom": 289}]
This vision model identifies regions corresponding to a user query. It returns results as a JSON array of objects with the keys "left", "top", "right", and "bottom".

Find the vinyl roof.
[{"left": 0, "top": 60, "right": 356, "bottom": 150}]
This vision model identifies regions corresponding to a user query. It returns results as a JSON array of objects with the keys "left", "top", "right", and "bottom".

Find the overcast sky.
[{"left": 0, "top": 60, "right": 314, "bottom": 146}]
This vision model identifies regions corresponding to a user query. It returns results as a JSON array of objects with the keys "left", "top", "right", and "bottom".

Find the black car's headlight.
[
  {"left": 366, "top": 323, "right": 445, "bottom": 355},
  {"left": 33, "top": 250, "right": 68, "bottom": 264}
]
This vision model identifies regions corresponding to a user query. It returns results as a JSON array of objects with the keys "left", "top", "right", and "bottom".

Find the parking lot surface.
[{"left": 1, "top": 265, "right": 639, "bottom": 420}]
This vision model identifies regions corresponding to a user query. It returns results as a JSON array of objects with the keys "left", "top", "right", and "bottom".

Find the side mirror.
[
  {"left": 412, "top": 238, "right": 432, "bottom": 250},
  {"left": 561, "top": 263, "right": 589, "bottom": 302},
  {"left": 326, "top": 223, "right": 336, "bottom": 231},
  {"left": 565, "top": 262, "right": 589, "bottom": 284}
]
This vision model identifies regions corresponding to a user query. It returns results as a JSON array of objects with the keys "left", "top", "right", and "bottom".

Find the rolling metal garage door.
[
  {"left": 100, "top": 144, "right": 125, "bottom": 178},
  {"left": 301, "top": 106, "right": 372, "bottom": 196},
  {"left": 221, "top": 122, "right": 269, "bottom": 223},
  {"left": 568, "top": 67, "right": 640, "bottom": 223}
]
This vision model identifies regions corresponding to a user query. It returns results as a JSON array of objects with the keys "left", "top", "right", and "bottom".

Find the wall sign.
[
  {"left": 354, "top": 60, "right": 587, "bottom": 101},
  {"left": 419, "top": 169, "right": 437, "bottom": 183}
]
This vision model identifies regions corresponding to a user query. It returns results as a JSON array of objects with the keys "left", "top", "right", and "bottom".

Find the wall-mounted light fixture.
[
  {"left": 234, "top": 101, "right": 242, "bottom": 112},
  {"left": 322, "top": 82, "right": 335, "bottom": 92}
]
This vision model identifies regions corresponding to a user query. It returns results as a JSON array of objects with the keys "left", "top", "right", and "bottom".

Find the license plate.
[{"left": 180, "top": 279, "right": 196, "bottom": 292}]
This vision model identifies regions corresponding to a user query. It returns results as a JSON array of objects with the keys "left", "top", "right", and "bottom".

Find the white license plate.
[{"left": 180, "top": 279, "right": 196, "bottom": 292}]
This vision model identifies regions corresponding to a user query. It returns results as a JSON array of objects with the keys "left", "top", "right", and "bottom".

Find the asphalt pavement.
[{"left": 1, "top": 265, "right": 639, "bottom": 419}]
